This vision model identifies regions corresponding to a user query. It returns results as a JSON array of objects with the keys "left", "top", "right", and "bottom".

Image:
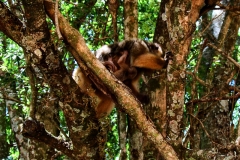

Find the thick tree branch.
[
  {"left": 0, "top": 2, "right": 23, "bottom": 45},
  {"left": 43, "top": 0, "right": 179, "bottom": 159},
  {"left": 55, "top": 0, "right": 63, "bottom": 40},
  {"left": 189, "top": 0, "right": 205, "bottom": 22},
  {"left": 22, "top": 119, "right": 75, "bottom": 158}
]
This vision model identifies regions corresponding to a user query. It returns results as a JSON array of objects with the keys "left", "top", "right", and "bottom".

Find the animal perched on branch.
[{"left": 73, "top": 39, "right": 173, "bottom": 118}]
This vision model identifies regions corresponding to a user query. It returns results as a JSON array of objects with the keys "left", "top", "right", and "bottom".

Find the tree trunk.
[{"left": 202, "top": 5, "right": 240, "bottom": 148}]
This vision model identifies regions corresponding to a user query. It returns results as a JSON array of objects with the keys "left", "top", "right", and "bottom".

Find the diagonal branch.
[
  {"left": 0, "top": 1, "right": 23, "bottom": 45},
  {"left": 207, "top": 43, "right": 240, "bottom": 69},
  {"left": 22, "top": 119, "right": 74, "bottom": 158},
  {"left": 43, "top": 0, "right": 179, "bottom": 159},
  {"left": 186, "top": 92, "right": 240, "bottom": 105}
]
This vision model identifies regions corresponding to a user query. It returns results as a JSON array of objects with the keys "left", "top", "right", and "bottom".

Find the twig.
[
  {"left": 0, "top": 87, "right": 26, "bottom": 105},
  {"left": 0, "top": 95, "right": 22, "bottom": 104},
  {"left": 55, "top": 0, "right": 63, "bottom": 40},
  {"left": 199, "top": 12, "right": 225, "bottom": 37},
  {"left": 188, "top": 113, "right": 223, "bottom": 147},
  {"left": 188, "top": 113, "right": 211, "bottom": 140},
  {"left": 186, "top": 71, "right": 209, "bottom": 87},
  {"left": 207, "top": 43, "right": 240, "bottom": 69},
  {"left": 186, "top": 92, "right": 240, "bottom": 105}
]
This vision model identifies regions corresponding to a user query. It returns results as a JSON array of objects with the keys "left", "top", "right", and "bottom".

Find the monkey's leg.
[
  {"left": 113, "top": 64, "right": 137, "bottom": 81},
  {"left": 117, "top": 50, "right": 128, "bottom": 65},
  {"left": 123, "top": 74, "right": 150, "bottom": 104},
  {"left": 95, "top": 92, "right": 115, "bottom": 118}
]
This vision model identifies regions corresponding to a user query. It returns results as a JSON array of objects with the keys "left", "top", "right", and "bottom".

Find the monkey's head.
[
  {"left": 147, "top": 42, "right": 163, "bottom": 57},
  {"left": 95, "top": 45, "right": 111, "bottom": 61}
]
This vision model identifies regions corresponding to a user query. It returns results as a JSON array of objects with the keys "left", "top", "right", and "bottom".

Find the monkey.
[
  {"left": 100, "top": 49, "right": 138, "bottom": 82},
  {"left": 97, "top": 40, "right": 173, "bottom": 101},
  {"left": 114, "top": 50, "right": 138, "bottom": 81},
  {"left": 72, "top": 67, "right": 114, "bottom": 118},
  {"left": 73, "top": 49, "right": 138, "bottom": 118},
  {"left": 73, "top": 39, "right": 173, "bottom": 118}
]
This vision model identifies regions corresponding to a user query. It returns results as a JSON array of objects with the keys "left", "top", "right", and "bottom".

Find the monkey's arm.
[
  {"left": 113, "top": 64, "right": 137, "bottom": 81},
  {"left": 132, "top": 51, "right": 173, "bottom": 70},
  {"left": 113, "top": 50, "right": 138, "bottom": 81}
]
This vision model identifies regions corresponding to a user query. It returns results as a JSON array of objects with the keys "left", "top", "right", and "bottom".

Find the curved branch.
[{"left": 23, "top": 119, "right": 74, "bottom": 158}]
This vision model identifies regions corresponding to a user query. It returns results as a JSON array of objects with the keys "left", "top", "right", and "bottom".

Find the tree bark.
[{"left": 44, "top": 1, "right": 179, "bottom": 159}]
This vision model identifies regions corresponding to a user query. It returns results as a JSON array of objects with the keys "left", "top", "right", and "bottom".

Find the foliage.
[
  {"left": 138, "top": 0, "right": 159, "bottom": 40},
  {"left": 0, "top": 34, "right": 27, "bottom": 160},
  {"left": 106, "top": 109, "right": 120, "bottom": 159}
]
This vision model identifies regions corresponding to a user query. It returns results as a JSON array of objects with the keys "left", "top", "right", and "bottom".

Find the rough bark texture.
[
  {"left": 164, "top": 0, "right": 204, "bottom": 157},
  {"left": 107, "top": 0, "right": 119, "bottom": 42},
  {"left": 0, "top": 0, "right": 106, "bottom": 159},
  {"left": 118, "top": 112, "right": 127, "bottom": 160},
  {"left": 4, "top": 85, "right": 29, "bottom": 159},
  {"left": 44, "top": 1, "right": 179, "bottom": 159},
  {"left": 124, "top": 0, "right": 138, "bottom": 39},
  {"left": 153, "top": 0, "right": 170, "bottom": 51},
  {"left": 2, "top": 0, "right": 239, "bottom": 159},
  {"left": 202, "top": 6, "right": 240, "bottom": 148},
  {"left": 143, "top": 0, "right": 170, "bottom": 158},
  {"left": 123, "top": 0, "right": 144, "bottom": 159}
]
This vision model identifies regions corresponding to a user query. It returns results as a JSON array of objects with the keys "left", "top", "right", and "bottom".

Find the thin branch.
[
  {"left": 228, "top": 86, "right": 240, "bottom": 93},
  {"left": 199, "top": 12, "right": 225, "bottom": 37},
  {"left": 207, "top": 43, "right": 240, "bottom": 69},
  {"left": 186, "top": 39, "right": 210, "bottom": 91},
  {"left": 55, "top": 0, "right": 63, "bottom": 40},
  {"left": 186, "top": 71, "right": 209, "bottom": 87},
  {"left": 107, "top": 0, "right": 119, "bottom": 42},
  {"left": 0, "top": 87, "right": 26, "bottom": 105},
  {"left": 186, "top": 92, "right": 240, "bottom": 105},
  {"left": 188, "top": 113, "right": 212, "bottom": 140},
  {"left": 0, "top": 94, "right": 22, "bottom": 104},
  {"left": 23, "top": 119, "right": 74, "bottom": 158},
  {"left": 188, "top": 113, "right": 224, "bottom": 147}
]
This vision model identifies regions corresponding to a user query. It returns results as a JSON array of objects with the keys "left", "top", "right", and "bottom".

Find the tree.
[{"left": 0, "top": 0, "right": 240, "bottom": 159}]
